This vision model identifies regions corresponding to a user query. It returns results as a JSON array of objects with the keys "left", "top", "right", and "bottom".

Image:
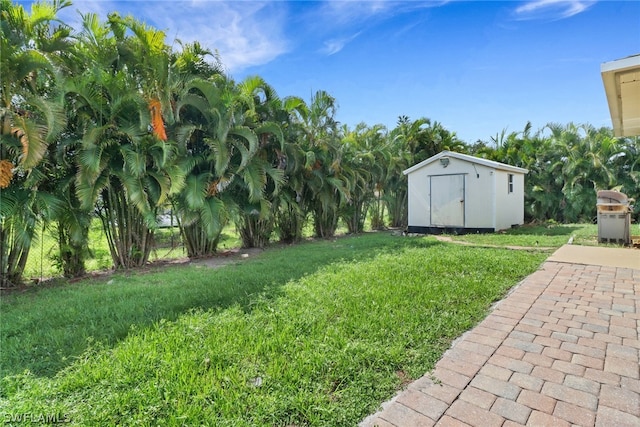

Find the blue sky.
[{"left": 50, "top": 1, "right": 640, "bottom": 143}]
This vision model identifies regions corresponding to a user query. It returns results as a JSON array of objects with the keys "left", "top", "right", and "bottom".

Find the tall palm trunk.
[
  {"left": 370, "top": 193, "right": 386, "bottom": 230},
  {"left": 313, "top": 202, "right": 339, "bottom": 238},
  {"left": 275, "top": 196, "right": 306, "bottom": 243},
  {"left": 386, "top": 187, "right": 408, "bottom": 228},
  {"left": 98, "top": 182, "right": 154, "bottom": 269},
  {"left": 56, "top": 223, "right": 88, "bottom": 278},
  {"left": 237, "top": 214, "right": 274, "bottom": 248},
  {"left": 0, "top": 213, "right": 36, "bottom": 286},
  {"left": 0, "top": 185, "right": 43, "bottom": 286},
  {"left": 0, "top": 226, "right": 27, "bottom": 286},
  {"left": 342, "top": 199, "right": 367, "bottom": 234},
  {"left": 181, "top": 223, "right": 221, "bottom": 258}
]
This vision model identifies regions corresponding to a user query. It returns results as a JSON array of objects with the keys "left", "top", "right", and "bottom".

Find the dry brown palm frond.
[
  {"left": 0, "top": 160, "right": 15, "bottom": 188},
  {"left": 149, "top": 99, "right": 167, "bottom": 141}
]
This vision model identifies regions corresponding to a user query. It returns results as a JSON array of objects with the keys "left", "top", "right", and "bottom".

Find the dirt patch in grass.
[
  {"left": 189, "top": 247, "right": 265, "bottom": 269},
  {"left": 0, "top": 248, "right": 265, "bottom": 297},
  {"left": 433, "top": 235, "right": 555, "bottom": 251}
]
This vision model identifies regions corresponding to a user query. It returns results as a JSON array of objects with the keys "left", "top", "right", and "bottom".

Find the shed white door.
[{"left": 430, "top": 174, "right": 465, "bottom": 227}]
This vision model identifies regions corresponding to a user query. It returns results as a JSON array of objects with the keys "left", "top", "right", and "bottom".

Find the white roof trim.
[
  {"left": 403, "top": 151, "right": 529, "bottom": 175},
  {"left": 601, "top": 54, "right": 640, "bottom": 137},
  {"left": 601, "top": 54, "right": 640, "bottom": 73}
]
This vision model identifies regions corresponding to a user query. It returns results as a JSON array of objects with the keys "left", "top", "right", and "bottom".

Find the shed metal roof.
[
  {"left": 601, "top": 54, "right": 640, "bottom": 137},
  {"left": 403, "top": 150, "right": 529, "bottom": 176}
]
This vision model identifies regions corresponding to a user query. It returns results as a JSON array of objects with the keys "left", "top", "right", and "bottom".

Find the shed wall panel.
[
  {"left": 407, "top": 170, "right": 431, "bottom": 227},
  {"left": 407, "top": 157, "right": 497, "bottom": 229},
  {"left": 495, "top": 171, "right": 525, "bottom": 230},
  {"left": 456, "top": 161, "right": 495, "bottom": 229}
]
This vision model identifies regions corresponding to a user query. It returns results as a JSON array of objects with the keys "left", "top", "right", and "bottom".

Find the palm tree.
[
  {"left": 35, "top": 126, "right": 92, "bottom": 278},
  {"left": 0, "top": 0, "right": 69, "bottom": 173},
  {"left": 559, "top": 124, "right": 626, "bottom": 222},
  {"left": 229, "top": 76, "right": 287, "bottom": 248},
  {"left": 339, "top": 123, "right": 389, "bottom": 233},
  {"left": 386, "top": 116, "right": 431, "bottom": 228},
  {"left": 72, "top": 13, "right": 183, "bottom": 269},
  {"left": 73, "top": 70, "right": 171, "bottom": 268},
  {"left": 171, "top": 76, "right": 263, "bottom": 256},
  {"left": 0, "top": 0, "right": 70, "bottom": 285},
  {"left": 273, "top": 96, "right": 309, "bottom": 243},
  {"left": 613, "top": 135, "right": 639, "bottom": 216},
  {"left": 0, "top": 174, "right": 61, "bottom": 284},
  {"left": 292, "top": 90, "right": 348, "bottom": 238},
  {"left": 488, "top": 122, "right": 632, "bottom": 223}
]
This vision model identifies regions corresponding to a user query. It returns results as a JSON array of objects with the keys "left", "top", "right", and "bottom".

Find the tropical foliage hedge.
[{"left": 1, "top": 0, "right": 638, "bottom": 285}]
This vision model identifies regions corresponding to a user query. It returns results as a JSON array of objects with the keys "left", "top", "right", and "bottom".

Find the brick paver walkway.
[{"left": 361, "top": 260, "right": 640, "bottom": 426}]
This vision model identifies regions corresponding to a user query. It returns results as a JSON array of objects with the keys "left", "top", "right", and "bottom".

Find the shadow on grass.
[{"left": 1, "top": 232, "right": 440, "bottom": 379}]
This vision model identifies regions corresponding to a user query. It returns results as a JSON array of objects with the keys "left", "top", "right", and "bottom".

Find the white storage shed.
[{"left": 403, "top": 151, "right": 528, "bottom": 234}]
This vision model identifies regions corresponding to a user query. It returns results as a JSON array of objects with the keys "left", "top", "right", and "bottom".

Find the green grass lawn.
[
  {"left": 444, "top": 223, "right": 599, "bottom": 247},
  {"left": 0, "top": 232, "right": 547, "bottom": 426}
]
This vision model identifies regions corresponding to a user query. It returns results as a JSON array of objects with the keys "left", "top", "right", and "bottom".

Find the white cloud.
[
  {"left": 514, "top": 0, "right": 596, "bottom": 20},
  {"left": 320, "top": 32, "right": 362, "bottom": 55},
  {"left": 147, "top": 1, "right": 290, "bottom": 72},
  {"left": 52, "top": 1, "right": 449, "bottom": 71},
  {"left": 318, "top": 0, "right": 392, "bottom": 25},
  {"left": 56, "top": 0, "right": 113, "bottom": 30},
  {"left": 309, "top": 1, "right": 444, "bottom": 56},
  {"left": 55, "top": 1, "right": 289, "bottom": 73},
  {"left": 315, "top": 0, "right": 445, "bottom": 27}
]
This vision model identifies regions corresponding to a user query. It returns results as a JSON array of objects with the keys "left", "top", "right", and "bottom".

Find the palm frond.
[
  {"left": 146, "top": 170, "right": 171, "bottom": 205},
  {"left": 174, "top": 123, "right": 198, "bottom": 147},
  {"left": 265, "top": 166, "right": 285, "bottom": 195},
  {"left": 0, "top": 187, "right": 19, "bottom": 217},
  {"left": 174, "top": 93, "right": 210, "bottom": 122},
  {"left": 183, "top": 173, "right": 208, "bottom": 209},
  {"left": 77, "top": 136, "right": 105, "bottom": 177},
  {"left": 120, "top": 173, "right": 151, "bottom": 215},
  {"left": 26, "top": 93, "right": 66, "bottom": 142},
  {"left": 33, "top": 191, "right": 64, "bottom": 221},
  {"left": 164, "top": 164, "right": 187, "bottom": 195},
  {"left": 121, "top": 144, "right": 146, "bottom": 177},
  {"left": 76, "top": 170, "right": 108, "bottom": 210},
  {"left": 28, "top": 0, "right": 61, "bottom": 27},
  {"left": 11, "top": 115, "right": 47, "bottom": 169},
  {"left": 187, "top": 78, "right": 222, "bottom": 108},
  {"left": 255, "top": 121, "right": 284, "bottom": 150},
  {"left": 304, "top": 151, "right": 317, "bottom": 170},
  {"left": 199, "top": 196, "right": 226, "bottom": 238},
  {"left": 14, "top": 49, "right": 53, "bottom": 82},
  {"left": 205, "top": 136, "right": 230, "bottom": 175},
  {"left": 241, "top": 165, "right": 266, "bottom": 203}
]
